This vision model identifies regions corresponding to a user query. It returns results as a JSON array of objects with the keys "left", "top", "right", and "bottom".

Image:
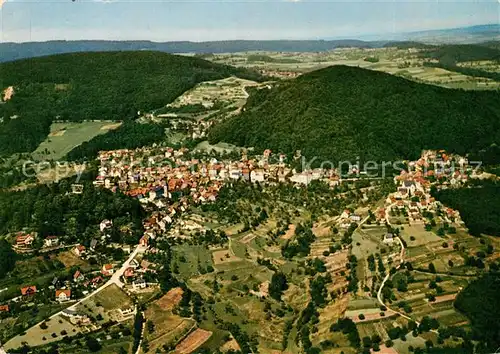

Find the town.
[{"left": 1, "top": 145, "right": 495, "bottom": 354}]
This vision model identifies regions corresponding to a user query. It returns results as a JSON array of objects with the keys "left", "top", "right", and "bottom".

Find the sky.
[{"left": 0, "top": 0, "right": 499, "bottom": 42}]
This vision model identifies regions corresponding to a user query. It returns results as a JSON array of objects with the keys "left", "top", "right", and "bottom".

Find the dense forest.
[
  {"left": 209, "top": 65, "right": 500, "bottom": 163},
  {"left": 0, "top": 240, "right": 16, "bottom": 279},
  {"left": 454, "top": 273, "right": 500, "bottom": 351},
  {"left": 65, "top": 122, "right": 166, "bottom": 161},
  {"left": 0, "top": 51, "right": 263, "bottom": 156},
  {"left": 0, "top": 178, "right": 145, "bottom": 245},
  {"left": 432, "top": 180, "right": 500, "bottom": 236},
  {"left": 468, "top": 144, "right": 500, "bottom": 166},
  {"left": 419, "top": 44, "right": 500, "bottom": 65}
]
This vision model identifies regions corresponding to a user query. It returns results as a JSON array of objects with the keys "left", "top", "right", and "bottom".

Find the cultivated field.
[
  {"left": 209, "top": 48, "right": 500, "bottom": 90},
  {"left": 156, "top": 287, "right": 184, "bottom": 311},
  {"left": 175, "top": 328, "right": 213, "bottom": 354},
  {"left": 32, "top": 121, "right": 122, "bottom": 161},
  {"left": 144, "top": 300, "right": 196, "bottom": 353}
]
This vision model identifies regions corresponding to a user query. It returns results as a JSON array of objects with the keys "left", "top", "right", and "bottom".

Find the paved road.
[{"left": 68, "top": 244, "right": 146, "bottom": 310}]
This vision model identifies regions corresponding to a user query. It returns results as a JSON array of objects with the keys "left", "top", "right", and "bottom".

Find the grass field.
[
  {"left": 57, "top": 250, "right": 93, "bottom": 271},
  {"left": 76, "top": 284, "right": 133, "bottom": 324},
  {"left": 173, "top": 244, "right": 214, "bottom": 278},
  {"left": 32, "top": 121, "right": 122, "bottom": 161},
  {"left": 92, "top": 284, "right": 132, "bottom": 311},
  {"left": 401, "top": 224, "right": 443, "bottom": 246}
]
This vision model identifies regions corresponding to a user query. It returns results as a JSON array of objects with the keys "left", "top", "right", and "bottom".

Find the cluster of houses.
[
  {"left": 406, "top": 150, "right": 471, "bottom": 186},
  {"left": 383, "top": 150, "right": 470, "bottom": 227},
  {"left": 13, "top": 232, "right": 35, "bottom": 250},
  {"left": 92, "top": 146, "right": 345, "bottom": 242},
  {"left": 121, "top": 258, "right": 153, "bottom": 291},
  {"left": 94, "top": 146, "right": 341, "bottom": 206},
  {"left": 258, "top": 69, "right": 301, "bottom": 79},
  {"left": 12, "top": 232, "right": 63, "bottom": 253},
  {"left": 339, "top": 209, "right": 362, "bottom": 228}
]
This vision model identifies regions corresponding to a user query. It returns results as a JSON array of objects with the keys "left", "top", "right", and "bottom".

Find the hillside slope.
[
  {"left": 420, "top": 44, "right": 500, "bottom": 64},
  {"left": 209, "top": 65, "right": 500, "bottom": 162},
  {"left": 0, "top": 51, "right": 262, "bottom": 156}
]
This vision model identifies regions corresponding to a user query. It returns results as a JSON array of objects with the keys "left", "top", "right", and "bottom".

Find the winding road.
[
  {"left": 375, "top": 202, "right": 438, "bottom": 333},
  {"left": 3, "top": 245, "right": 147, "bottom": 350}
]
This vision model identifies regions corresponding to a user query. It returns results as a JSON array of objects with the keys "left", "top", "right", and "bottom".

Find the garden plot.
[
  {"left": 212, "top": 249, "right": 242, "bottom": 265},
  {"left": 4, "top": 314, "right": 82, "bottom": 350},
  {"left": 175, "top": 328, "right": 213, "bottom": 354}
]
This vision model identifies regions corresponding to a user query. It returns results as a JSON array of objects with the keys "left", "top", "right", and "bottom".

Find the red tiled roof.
[
  {"left": 21, "top": 286, "right": 37, "bottom": 296},
  {"left": 56, "top": 289, "right": 71, "bottom": 298}
]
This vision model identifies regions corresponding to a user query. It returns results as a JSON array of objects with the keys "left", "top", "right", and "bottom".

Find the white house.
[
  {"left": 133, "top": 278, "right": 147, "bottom": 290},
  {"left": 119, "top": 307, "right": 135, "bottom": 316},
  {"left": 383, "top": 233, "right": 394, "bottom": 244},
  {"left": 250, "top": 169, "right": 265, "bottom": 183},
  {"left": 44, "top": 236, "right": 59, "bottom": 248},
  {"left": 350, "top": 214, "right": 361, "bottom": 222},
  {"left": 100, "top": 219, "right": 113, "bottom": 233},
  {"left": 290, "top": 172, "right": 312, "bottom": 185},
  {"left": 229, "top": 168, "right": 241, "bottom": 180}
]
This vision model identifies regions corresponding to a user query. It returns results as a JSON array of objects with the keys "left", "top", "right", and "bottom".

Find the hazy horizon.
[{"left": 0, "top": 0, "right": 499, "bottom": 43}]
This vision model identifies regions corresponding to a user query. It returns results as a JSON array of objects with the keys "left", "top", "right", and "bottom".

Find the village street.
[{"left": 20, "top": 244, "right": 147, "bottom": 333}]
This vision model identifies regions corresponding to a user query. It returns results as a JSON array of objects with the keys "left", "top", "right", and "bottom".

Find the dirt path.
[{"left": 377, "top": 203, "right": 437, "bottom": 332}]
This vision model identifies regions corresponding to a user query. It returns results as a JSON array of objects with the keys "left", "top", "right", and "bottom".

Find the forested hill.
[
  {"left": 420, "top": 44, "right": 500, "bottom": 65},
  {"left": 0, "top": 51, "right": 263, "bottom": 156},
  {"left": 209, "top": 65, "right": 500, "bottom": 163}
]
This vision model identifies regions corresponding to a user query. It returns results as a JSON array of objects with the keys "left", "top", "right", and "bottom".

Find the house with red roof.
[
  {"left": 90, "top": 276, "right": 104, "bottom": 288},
  {"left": 124, "top": 267, "right": 135, "bottom": 279},
  {"left": 21, "top": 286, "right": 37, "bottom": 297},
  {"left": 102, "top": 264, "right": 114, "bottom": 276},
  {"left": 74, "top": 270, "right": 85, "bottom": 283},
  {"left": 55, "top": 289, "right": 71, "bottom": 302},
  {"left": 73, "top": 245, "right": 86, "bottom": 257},
  {"left": 16, "top": 233, "right": 35, "bottom": 248}
]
